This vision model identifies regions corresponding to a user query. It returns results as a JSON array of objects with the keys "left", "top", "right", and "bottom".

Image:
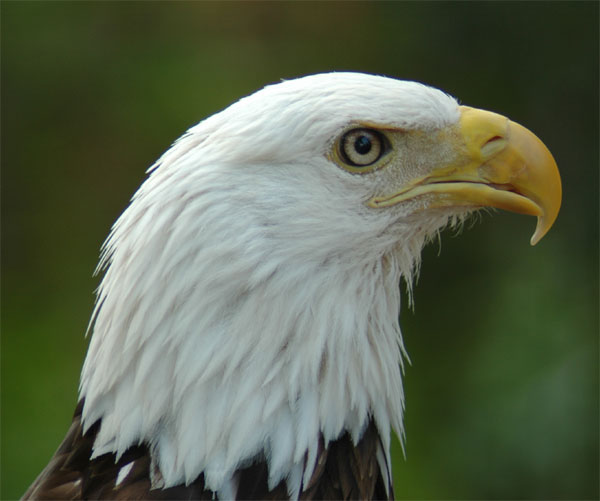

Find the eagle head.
[{"left": 76, "top": 73, "right": 560, "bottom": 498}]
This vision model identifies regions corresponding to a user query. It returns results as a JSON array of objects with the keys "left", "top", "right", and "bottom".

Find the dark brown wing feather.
[
  {"left": 301, "top": 421, "right": 393, "bottom": 500},
  {"left": 23, "top": 402, "right": 393, "bottom": 500}
]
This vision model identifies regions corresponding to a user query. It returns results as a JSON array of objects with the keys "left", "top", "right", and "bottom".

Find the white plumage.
[{"left": 80, "top": 73, "right": 459, "bottom": 495}]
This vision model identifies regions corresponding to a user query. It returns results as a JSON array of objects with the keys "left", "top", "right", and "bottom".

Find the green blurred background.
[{"left": 2, "top": 2, "right": 598, "bottom": 499}]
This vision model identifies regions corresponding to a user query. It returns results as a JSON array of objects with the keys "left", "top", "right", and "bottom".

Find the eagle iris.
[{"left": 340, "top": 128, "right": 384, "bottom": 167}]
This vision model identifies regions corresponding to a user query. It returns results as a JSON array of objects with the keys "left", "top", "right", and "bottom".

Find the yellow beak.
[{"left": 369, "top": 106, "right": 562, "bottom": 245}]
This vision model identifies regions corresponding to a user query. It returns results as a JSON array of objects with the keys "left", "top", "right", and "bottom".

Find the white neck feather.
[{"left": 78, "top": 73, "right": 461, "bottom": 497}]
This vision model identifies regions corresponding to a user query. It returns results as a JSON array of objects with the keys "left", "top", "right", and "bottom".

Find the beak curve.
[{"left": 369, "top": 106, "right": 562, "bottom": 245}]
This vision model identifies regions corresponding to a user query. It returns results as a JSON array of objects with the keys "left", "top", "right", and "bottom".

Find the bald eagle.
[{"left": 24, "top": 73, "right": 561, "bottom": 500}]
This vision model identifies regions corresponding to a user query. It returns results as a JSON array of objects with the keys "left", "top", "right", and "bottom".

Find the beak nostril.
[{"left": 481, "top": 136, "right": 508, "bottom": 158}]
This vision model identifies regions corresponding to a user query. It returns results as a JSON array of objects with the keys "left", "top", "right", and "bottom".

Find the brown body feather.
[{"left": 23, "top": 401, "right": 393, "bottom": 500}]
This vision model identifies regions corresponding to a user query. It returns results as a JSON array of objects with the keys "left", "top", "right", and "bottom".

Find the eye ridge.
[{"left": 340, "top": 128, "right": 387, "bottom": 168}]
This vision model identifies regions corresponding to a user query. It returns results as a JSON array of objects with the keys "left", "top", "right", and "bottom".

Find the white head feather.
[{"left": 79, "top": 73, "right": 460, "bottom": 496}]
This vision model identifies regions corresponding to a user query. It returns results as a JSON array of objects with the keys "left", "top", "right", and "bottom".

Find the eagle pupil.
[{"left": 354, "top": 135, "right": 372, "bottom": 155}]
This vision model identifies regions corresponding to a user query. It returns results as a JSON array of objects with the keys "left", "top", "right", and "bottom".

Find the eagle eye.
[{"left": 340, "top": 128, "right": 387, "bottom": 168}]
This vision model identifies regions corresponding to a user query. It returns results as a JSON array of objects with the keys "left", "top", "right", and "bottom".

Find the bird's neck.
[{"left": 79, "top": 201, "right": 409, "bottom": 495}]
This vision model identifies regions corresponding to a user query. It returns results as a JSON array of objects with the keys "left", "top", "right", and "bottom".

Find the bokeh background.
[{"left": 2, "top": 2, "right": 598, "bottom": 500}]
